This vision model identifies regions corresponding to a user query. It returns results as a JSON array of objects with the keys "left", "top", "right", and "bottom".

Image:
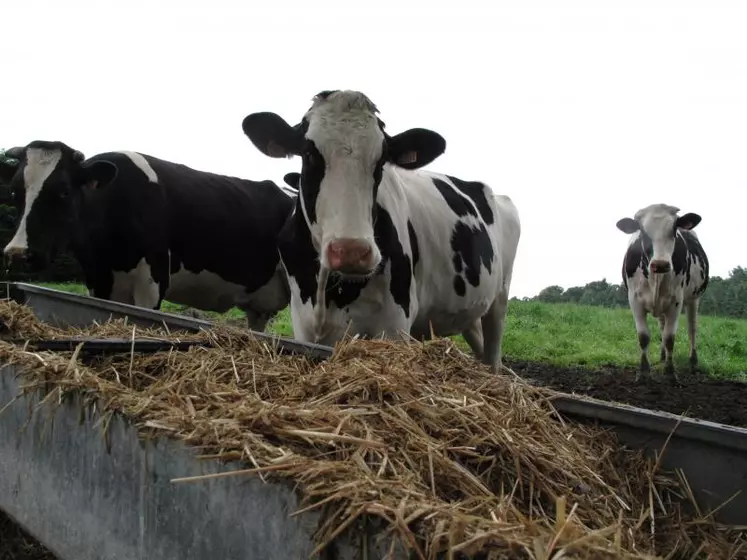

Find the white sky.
[{"left": 2, "top": 0, "right": 746, "bottom": 299}]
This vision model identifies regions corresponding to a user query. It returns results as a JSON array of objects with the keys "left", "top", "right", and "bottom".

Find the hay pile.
[{"left": 0, "top": 300, "right": 743, "bottom": 559}]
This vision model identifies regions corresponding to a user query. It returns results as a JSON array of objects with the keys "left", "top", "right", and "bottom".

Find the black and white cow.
[
  {"left": 241, "top": 90, "right": 521, "bottom": 372},
  {"left": 0, "top": 141, "right": 297, "bottom": 331},
  {"left": 616, "top": 203, "right": 709, "bottom": 381}
]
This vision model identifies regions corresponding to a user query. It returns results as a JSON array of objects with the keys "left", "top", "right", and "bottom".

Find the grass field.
[{"left": 37, "top": 282, "right": 747, "bottom": 380}]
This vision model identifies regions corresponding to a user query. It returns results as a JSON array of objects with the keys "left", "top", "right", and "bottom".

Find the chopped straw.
[{"left": 0, "top": 300, "right": 744, "bottom": 559}]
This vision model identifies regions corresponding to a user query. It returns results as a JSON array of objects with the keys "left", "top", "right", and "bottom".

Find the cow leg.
[
  {"left": 481, "top": 286, "right": 511, "bottom": 374},
  {"left": 685, "top": 298, "right": 700, "bottom": 373},
  {"left": 657, "top": 315, "right": 666, "bottom": 362},
  {"left": 461, "top": 321, "right": 484, "bottom": 361},
  {"left": 86, "top": 269, "right": 113, "bottom": 301},
  {"left": 631, "top": 304, "right": 651, "bottom": 382},
  {"left": 245, "top": 309, "right": 271, "bottom": 333},
  {"left": 661, "top": 303, "right": 683, "bottom": 382},
  {"left": 132, "top": 257, "right": 166, "bottom": 310}
]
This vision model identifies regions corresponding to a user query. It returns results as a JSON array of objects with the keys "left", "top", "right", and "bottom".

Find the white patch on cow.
[
  {"left": 118, "top": 151, "right": 159, "bottom": 183},
  {"left": 166, "top": 267, "right": 249, "bottom": 313},
  {"left": 303, "top": 91, "right": 384, "bottom": 269},
  {"left": 3, "top": 148, "right": 61, "bottom": 255},
  {"left": 280, "top": 185, "right": 298, "bottom": 198},
  {"left": 636, "top": 204, "right": 679, "bottom": 267},
  {"left": 110, "top": 258, "right": 160, "bottom": 309},
  {"left": 166, "top": 263, "right": 289, "bottom": 331}
]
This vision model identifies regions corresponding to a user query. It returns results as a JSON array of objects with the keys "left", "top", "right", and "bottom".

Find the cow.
[
  {"left": 0, "top": 141, "right": 297, "bottom": 331},
  {"left": 616, "top": 203, "right": 710, "bottom": 382},
  {"left": 240, "top": 90, "right": 521, "bottom": 373}
]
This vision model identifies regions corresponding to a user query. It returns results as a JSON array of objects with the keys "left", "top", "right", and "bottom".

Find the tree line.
[{"left": 528, "top": 267, "right": 747, "bottom": 319}]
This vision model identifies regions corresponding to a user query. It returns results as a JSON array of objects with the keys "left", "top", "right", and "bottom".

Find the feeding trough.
[{"left": 1, "top": 282, "right": 746, "bottom": 559}]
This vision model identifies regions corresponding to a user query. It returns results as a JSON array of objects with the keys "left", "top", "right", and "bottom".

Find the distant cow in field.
[
  {"left": 616, "top": 204, "right": 709, "bottom": 381},
  {"left": 0, "top": 141, "right": 296, "bottom": 331},
  {"left": 241, "top": 90, "right": 521, "bottom": 373}
]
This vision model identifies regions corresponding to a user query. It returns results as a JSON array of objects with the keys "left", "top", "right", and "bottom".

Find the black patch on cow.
[
  {"left": 452, "top": 254, "right": 463, "bottom": 274},
  {"left": 407, "top": 220, "right": 419, "bottom": 269},
  {"left": 453, "top": 276, "right": 467, "bottom": 297},
  {"left": 277, "top": 207, "right": 322, "bottom": 305},
  {"left": 314, "top": 90, "right": 340, "bottom": 101},
  {"left": 450, "top": 221, "right": 494, "bottom": 296},
  {"left": 431, "top": 178, "right": 478, "bottom": 219},
  {"left": 372, "top": 142, "right": 386, "bottom": 205},
  {"left": 622, "top": 232, "right": 652, "bottom": 284},
  {"left": 445, "top": 175, "right": 494, "bottom": 225},
  {"left": 679, "top": 230, "right": 710, "bottom": 295},
  {"left": 375, "top": 205, "right": 412, "bottom": 317},
  {"left": 299, "top": 141, "right": 325, "bottom": 225}
]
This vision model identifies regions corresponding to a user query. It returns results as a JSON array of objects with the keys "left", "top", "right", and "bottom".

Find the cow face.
[
  {"left": 2, "top": 141, "right": 117, "bottom": 261},
  {"left": 242, "top": 90, "right": 446, "bottom": 277},
  {"left": 616, "top": 204, "right": 701, "bottom": 274}
]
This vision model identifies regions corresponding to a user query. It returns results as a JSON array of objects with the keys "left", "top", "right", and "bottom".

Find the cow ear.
[
  {"left": 283, "top": 172, "right": 301, "bottom": 188},
  {"left": 79, "top": 160, "right": 118, "bottom": 190},
  {"left": 242, "top": 112, "right": 302, "bottom": 159},
  {"left": 676, "top": 212, "right": 701, "bottom": 230},
  {"left": 616, "top": 218, "right": 639, "bottom": 234},
  {"left": 386, "top": 128, "right": 446, "bottom": 170}
]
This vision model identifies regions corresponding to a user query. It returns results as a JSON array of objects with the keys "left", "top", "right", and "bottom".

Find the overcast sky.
[{"left": 2, "top": 1, "right": 746, "bottom": 298}]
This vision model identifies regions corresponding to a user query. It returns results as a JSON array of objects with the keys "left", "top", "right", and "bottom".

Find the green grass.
[{"left": 36, "top": 282, "right": 747, "bottom": 380}]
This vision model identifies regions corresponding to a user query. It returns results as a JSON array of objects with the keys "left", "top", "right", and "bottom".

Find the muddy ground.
[
  {"left": 0, "top": 510, "right": 56, "bottom": 560},
  {"left": 507, "top": 359, "right": 747, "bottom": 428}
]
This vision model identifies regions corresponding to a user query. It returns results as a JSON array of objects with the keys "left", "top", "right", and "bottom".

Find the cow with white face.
[
  {"left": 1, "top": 140, "right": 296, "bottom": 331},
  {"left": 616, "top": 203, "right": 709, "bottom": 381},
  {"left": 242, "top": 90, "right": 521, "bottom": 372}
]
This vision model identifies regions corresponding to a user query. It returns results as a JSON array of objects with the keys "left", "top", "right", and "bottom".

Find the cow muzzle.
[
  {"left": 3, "top": 243, "right": 28, "bottom": 261},
  {"left": 326, "top": 238, "right": 376, "bottom": 275},
  {"left": 650, "top": 259, "right": 671, "bottom": 274}
]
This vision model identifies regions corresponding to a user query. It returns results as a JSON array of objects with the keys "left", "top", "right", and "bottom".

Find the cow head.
[
  {"left": 616, "top": 204, "right": 701, "bottom": 274},
  {"left": 2, "top": 141, "right": 117, "bottom": 261},
  {"left": 242, "top": 90, "right": 446, "bottom": 278}
]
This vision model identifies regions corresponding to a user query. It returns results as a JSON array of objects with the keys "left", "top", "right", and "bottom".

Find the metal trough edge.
[
  {"left": 0, "top": 363, "right": 406, "bottom": 560},
  {"left": 5, "top": 281, "right": 747, "bottom": 525},
  {"left": 5, "top": 282, "right": 334, "bottom": 360}
]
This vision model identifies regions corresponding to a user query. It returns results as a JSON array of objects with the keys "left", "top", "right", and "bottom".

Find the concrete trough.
[
  {"left": 0, "top": 363, "right": 402, "bottom": 560},
  {"left": 1, "top": 281, "right": 747, "bottom": 559}
]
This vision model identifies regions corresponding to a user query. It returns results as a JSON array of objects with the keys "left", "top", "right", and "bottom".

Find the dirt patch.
[
  {"left": 507, "top": 359, "right": 747, "bottom": 428},
  {"left": 0, "top": 510, "right": 57, "bottom": 560}
]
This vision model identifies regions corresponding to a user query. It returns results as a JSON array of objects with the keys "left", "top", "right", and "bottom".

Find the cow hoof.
[{"left": 634, "top": 371, "right": 649, "bottom": 384}]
